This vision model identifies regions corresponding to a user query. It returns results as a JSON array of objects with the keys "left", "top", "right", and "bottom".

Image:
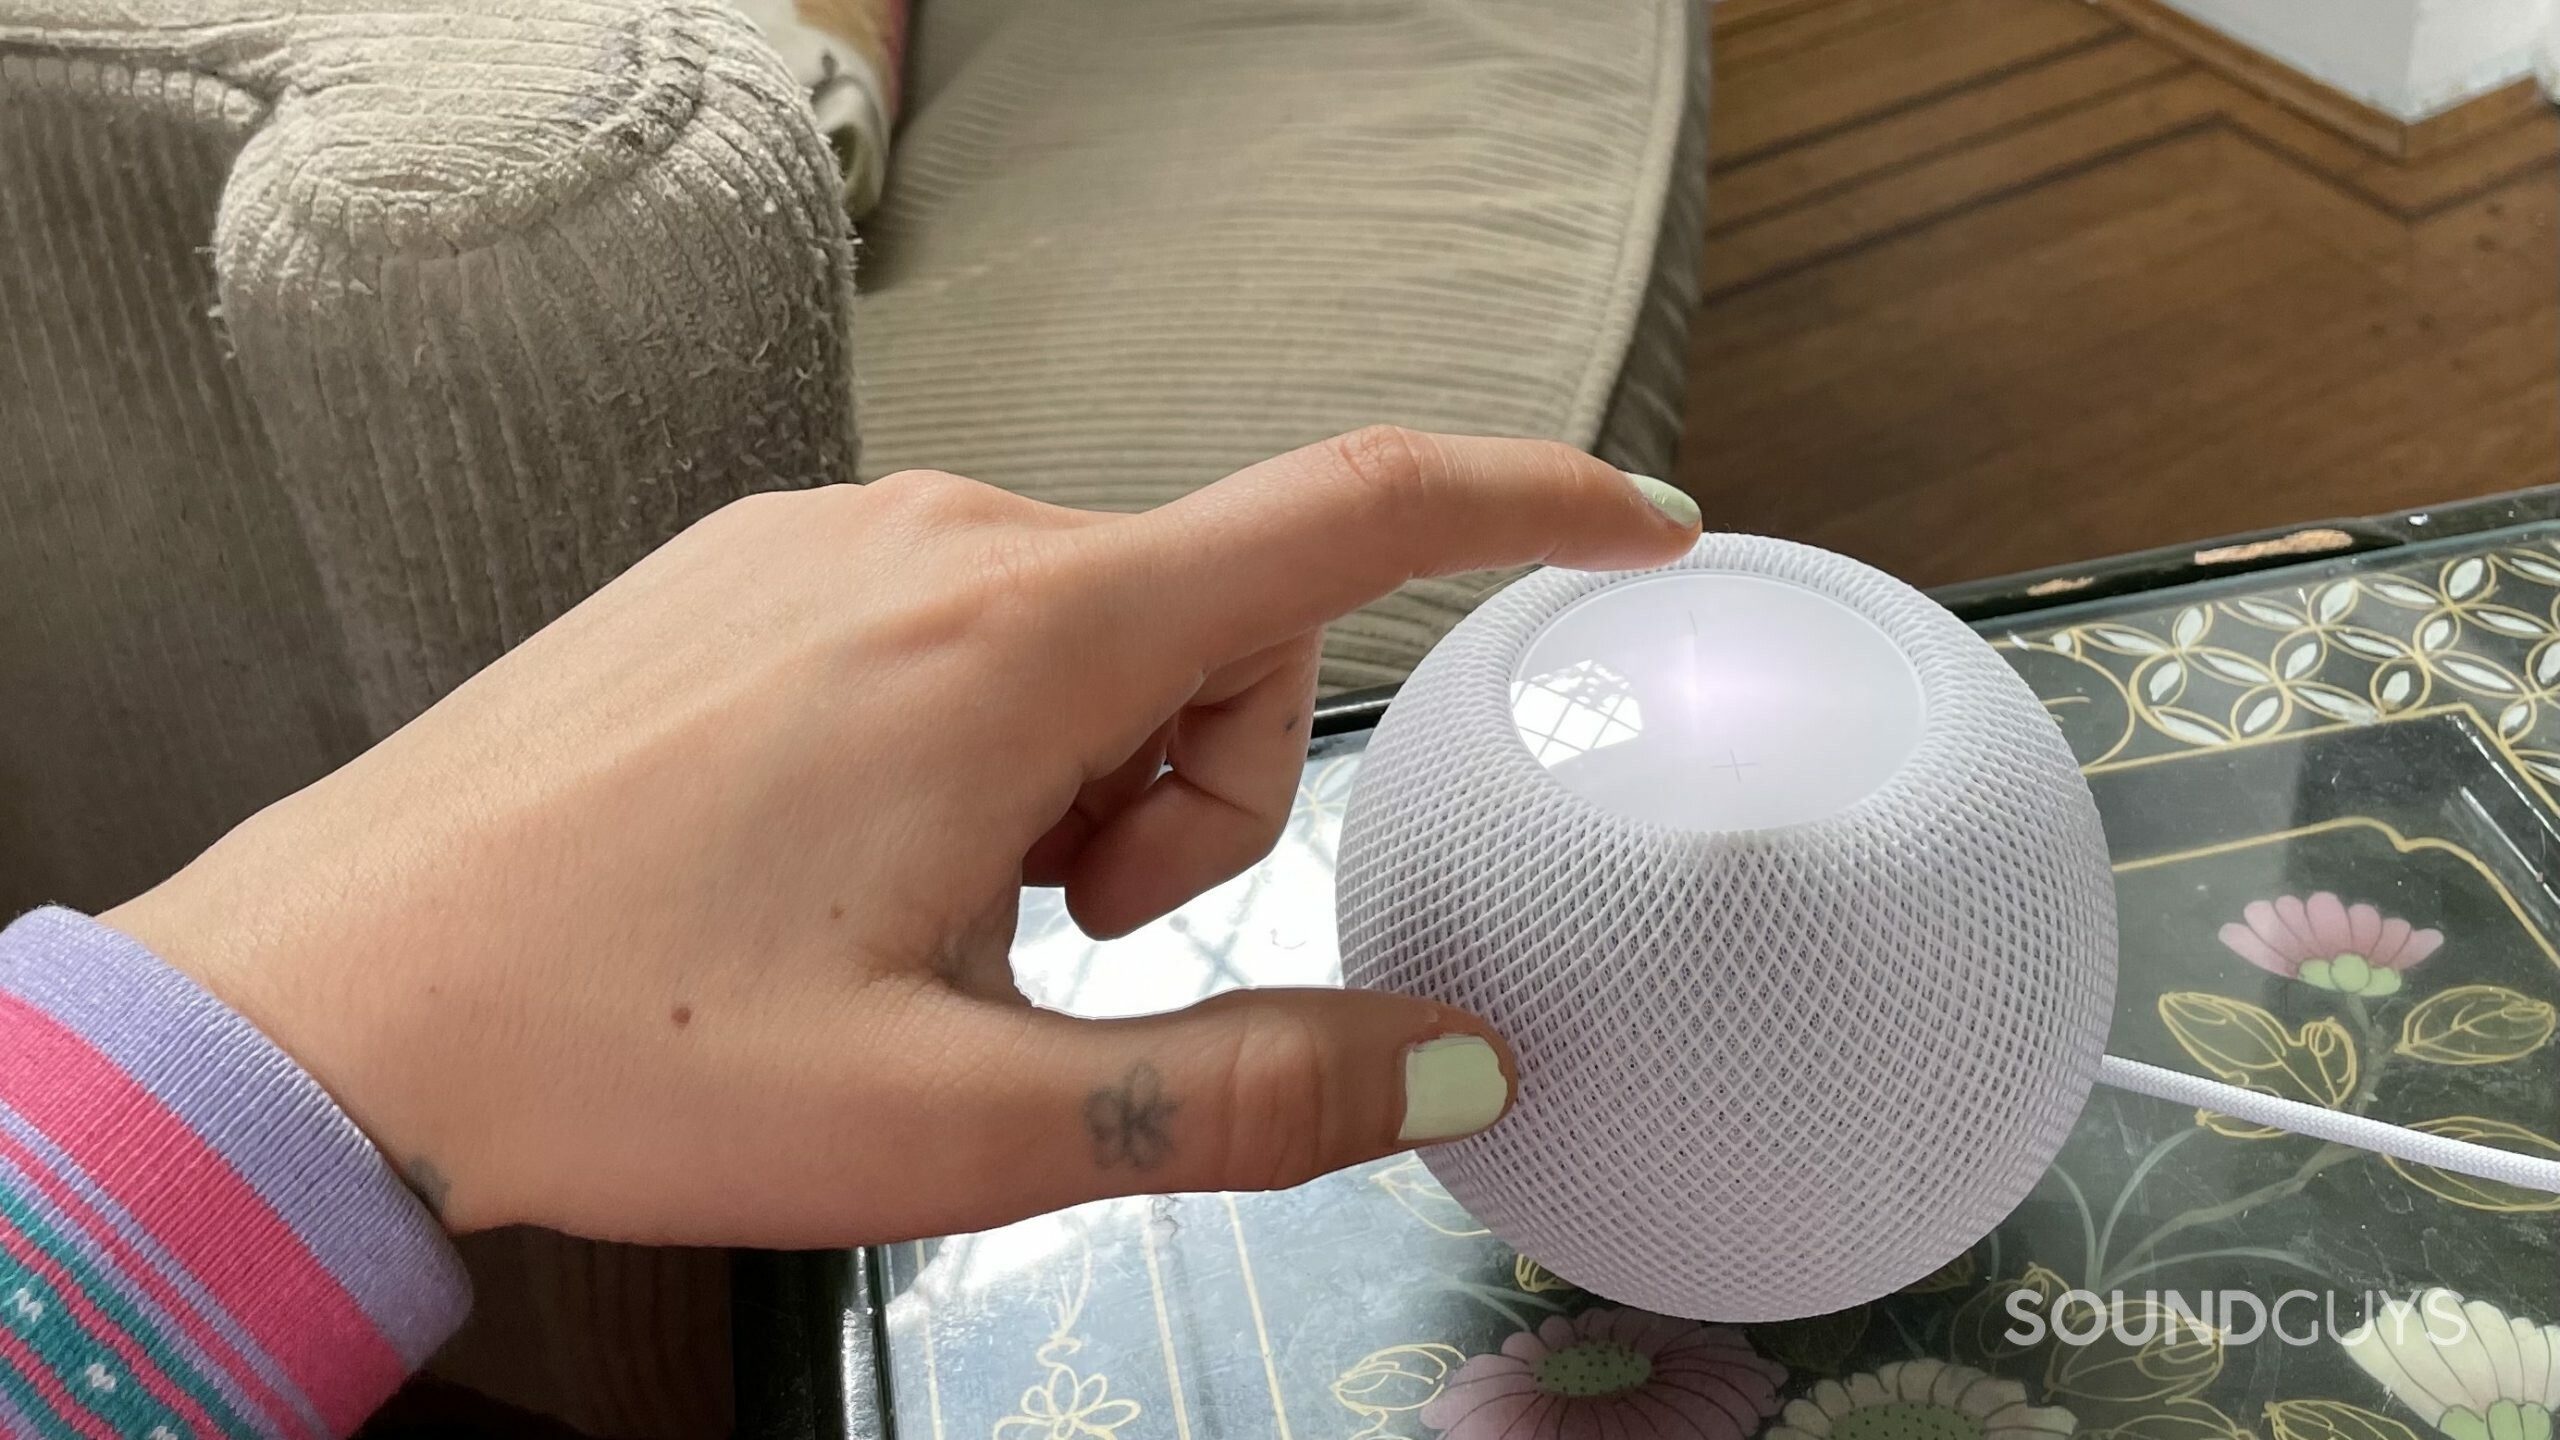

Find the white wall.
[
  {"left": 2407, "top": 0, "right": 2554, "bottom": 112},
  {"left": 2156, "top": 0, "right": 2421, "bottom": 112},
  {"left": 2541, "top": 0, "right": 2560, "bottom": 93},
  {"left": 2157, "top": 0, "right": 2555, "bottom": 118}
]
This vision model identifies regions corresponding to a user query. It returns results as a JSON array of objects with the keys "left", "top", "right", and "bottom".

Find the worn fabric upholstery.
[
  {"left": 0, "top": 0, "right": 858, "bottom": 916},
  {"left": 858, "top": 0, "right": 1709, "bottom": 692}
]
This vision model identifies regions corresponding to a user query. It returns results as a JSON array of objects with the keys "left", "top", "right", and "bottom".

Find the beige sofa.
[
  {"left": 2, "top": 0, "right": 1707, "bottom": 917},
  {"left": 1, "top": 0, "right": 1706, "bottom": 1426}
]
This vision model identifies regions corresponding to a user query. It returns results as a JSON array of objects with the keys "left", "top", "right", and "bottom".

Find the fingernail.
[
  {"left": 1625, "top": 473, "right": 1700, "bottom": 530},
  {"left": 1399, "top": 1035, "right": 1510, "bottom": 1143}
]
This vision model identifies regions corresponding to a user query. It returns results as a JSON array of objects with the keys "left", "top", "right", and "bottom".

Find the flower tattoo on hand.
[{"left": 1085, "top": 1062, "right": 1178, "bottom": 1171}]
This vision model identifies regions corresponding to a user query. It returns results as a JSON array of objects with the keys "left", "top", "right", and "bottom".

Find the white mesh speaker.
[
  {"left": 1337, "top": 535, "right": 2119, "bottom": 1321},
  {"left": 1339, "top": 534, "right": 2560, "bottom": 1321}
]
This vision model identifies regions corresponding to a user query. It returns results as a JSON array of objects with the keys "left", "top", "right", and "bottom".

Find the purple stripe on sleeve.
[{"left": 0, "top": 909, "right": 467, "bottom": 1369}]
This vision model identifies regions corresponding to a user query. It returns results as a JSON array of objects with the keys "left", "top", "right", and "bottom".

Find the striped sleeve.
[{"left": 0, "top": 908, "right": 470, "bottom": 1437}]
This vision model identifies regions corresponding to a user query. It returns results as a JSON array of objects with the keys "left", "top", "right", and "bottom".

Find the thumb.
[{"left": 927, "top": 988, "right": 1515, "bottom": 1221}]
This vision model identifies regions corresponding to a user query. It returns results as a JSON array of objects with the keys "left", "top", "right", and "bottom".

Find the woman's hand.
[{"left": 103, "top": 428, "right": 1700, "bottom": 1246}]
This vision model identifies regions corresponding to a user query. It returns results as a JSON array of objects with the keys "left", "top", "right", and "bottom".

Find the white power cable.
[{"left": 2097, "top": 1053, "right": 2560, "bottom": 1194}]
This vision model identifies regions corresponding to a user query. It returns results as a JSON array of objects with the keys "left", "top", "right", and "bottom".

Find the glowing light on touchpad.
[{"left": 1510, "top": 572, "right": 1925, "bottom": 831}]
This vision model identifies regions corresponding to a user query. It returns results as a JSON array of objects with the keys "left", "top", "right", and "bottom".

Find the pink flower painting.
[
  {"left": 1420, "top": 1308, "right": 1785, "bottom": 1440},
  {"left": 2218, "top": 892, "right": 2441, "bottom": 997}
]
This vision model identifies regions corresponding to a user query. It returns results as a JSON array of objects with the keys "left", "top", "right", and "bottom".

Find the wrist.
[
  {"left": 101, "top": 811, "right": 473, "bottom": 1231},
  {"left": 0, "top": 907, "right": 472, "bottom": 1427}
]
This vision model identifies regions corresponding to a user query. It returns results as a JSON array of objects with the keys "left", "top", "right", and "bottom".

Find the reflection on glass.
[
  {"left": 1510, "top": 659, "right": 1645, "bottom": 768},
  {"left": 1009, "top": 736, "right": 1365, "bottom": 1020}
]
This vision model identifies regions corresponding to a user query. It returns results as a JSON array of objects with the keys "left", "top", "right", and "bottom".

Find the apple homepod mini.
[
  {"left": 1338, "top": 534, "right": 2560, "bottom": 1324},
  {"left": 1337, "top": 533, "right": 2117, "bottom": 1322}
]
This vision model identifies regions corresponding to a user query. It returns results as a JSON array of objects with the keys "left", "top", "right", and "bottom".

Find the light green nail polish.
[
  {"left": 1399, "top": 1035, "right": 1510, "bottom": 1143},
  {"left": 1626, "top": 473, "right": 1701, "bottom": 530}
]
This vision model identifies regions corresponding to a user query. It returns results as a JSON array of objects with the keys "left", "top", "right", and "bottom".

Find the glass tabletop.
[{"left": 846, "top": 522, "right": 2560, "bottom": 1440}]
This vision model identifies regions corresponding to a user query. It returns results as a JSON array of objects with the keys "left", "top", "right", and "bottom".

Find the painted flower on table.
[
  {"left": 2218, "top": 892, "right": 2442, "bottom": 996},
  {"left": 1769, "top": 1358, "right": 2076, "bottom": 1440},
  {"left": 994, "top": 1369, "right": 1141, "bottom": 1440},
  {"left": 2341, "top": 1289, "right": 2559, "bottom": 1440},
  {"left": 1419, "top": 1308, "right": 1785, "bottom": 1440}
]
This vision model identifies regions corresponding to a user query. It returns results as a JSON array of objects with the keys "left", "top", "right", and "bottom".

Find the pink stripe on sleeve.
[{"left": 0, "top": 994, "right": 405, "bottom": 1433}]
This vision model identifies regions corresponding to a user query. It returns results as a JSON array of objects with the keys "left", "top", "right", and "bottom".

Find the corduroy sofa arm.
[{"left": 208, "top": 0, "right": 858, "bottom": 729}]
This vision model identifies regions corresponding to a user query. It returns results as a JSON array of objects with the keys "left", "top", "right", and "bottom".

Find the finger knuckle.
[
  {"left": 861, "top": 473, "right": 1081, "bottom": 642},
  {"left": 1532, "top": 438, "right": 1603, "bottom": 483},
  {"left": 868, "top": 466, "right": 963, "bottom": 496},
  {"left": 1213, "top": 1004, "right": 1335, "bottom": 1193},
  {"left": 1325, "top": 425, "right": 1436, "bottom": 528},
  {"left": 870, "top": 467, "right": 1001, "bottom": 521},
  {"left": 705, "top": 482, "right": 834, "bottom": 532}
]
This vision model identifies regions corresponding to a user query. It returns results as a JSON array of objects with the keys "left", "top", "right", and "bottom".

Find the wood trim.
[
  {"left": 1711, "top": 0, "right": 1859, "bottom": 32},
  {"left": 2090, "top": 0, "right": 2551, "bottom": 160},
  {"left": 2402, "top": 77, "right": 2555, "bottom": 160}
]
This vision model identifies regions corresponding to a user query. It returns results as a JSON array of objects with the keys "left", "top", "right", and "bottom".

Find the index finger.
[{"left": 1117, "top": 427, "right": 1702, "bottom": 661}]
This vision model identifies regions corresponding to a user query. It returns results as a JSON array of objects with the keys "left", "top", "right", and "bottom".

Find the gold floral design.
[
  {"left": 1333, "top": 1343, "right": 1465, "bottom": 1440},
  {"left": 1950, "top": 1266, "right": 2069, "bottom": 1366},
  {"left": 1512, "top": 1256, "right": 1573, "bottom": 1295},
  {"left": 2000, "top": 542, "right": 2560, "bottom": 785},
  {"left": 999, "top": 1370, "right": 1142, "bottom": 1440},
  {"left": 2395, "top": 986, "right": 2559, "bottom": 1065},
  {"left": 2381, "top": 1118, "right": 2560, "bottom": 1213},
  {"left": 2045, "top": 1295, "right": 2225, "bottom": 1408},
  {"left": 2156, "top": 993, "right": 2357, "bottom": 1137},
  {"left": 2266, "top": 1399, "right": 2426, "bottom": 1440},
  {"left": 1370, "top": 1155, "right": 1490, "bottom": 1237},
  {"left": 2143, "top": 842, "right": 2560, "bottom": 1213},
  {"left": 2092, "top": 1397, "right": 2254, "bottom": 1440},
  {"left": 2069, "top": 606, "right": 2265, "bottom": 748},
  {"left": 995, "top": 1242, "right": 1143, "bottom": 1440}
]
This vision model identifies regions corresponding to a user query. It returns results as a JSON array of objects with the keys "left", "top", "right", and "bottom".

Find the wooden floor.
[{"left": 1678, "top": 0, "right": 2560, "bottom": 589}]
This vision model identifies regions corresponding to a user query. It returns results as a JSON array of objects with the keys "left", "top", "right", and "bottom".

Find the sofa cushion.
[
  {"left": 0, "top": 0, "right": 855, "bottom": 912},
  {"left": 856, "top": 0, "right": 1706, "bottom": 692}
]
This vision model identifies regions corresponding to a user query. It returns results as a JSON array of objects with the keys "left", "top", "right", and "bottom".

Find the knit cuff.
[{"left": 0, "top": 907, "right": 468, "bottom": 1435}]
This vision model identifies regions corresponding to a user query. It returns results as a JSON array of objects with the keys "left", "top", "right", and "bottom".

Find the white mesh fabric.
[{"left": 1337, "top": 536, "right": 2118, "bottom": 1321}]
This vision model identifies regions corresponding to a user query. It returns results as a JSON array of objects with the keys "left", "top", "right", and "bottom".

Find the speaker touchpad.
[{"left": 1509, "top": 571, "right": 1925, "bottom": 831}]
